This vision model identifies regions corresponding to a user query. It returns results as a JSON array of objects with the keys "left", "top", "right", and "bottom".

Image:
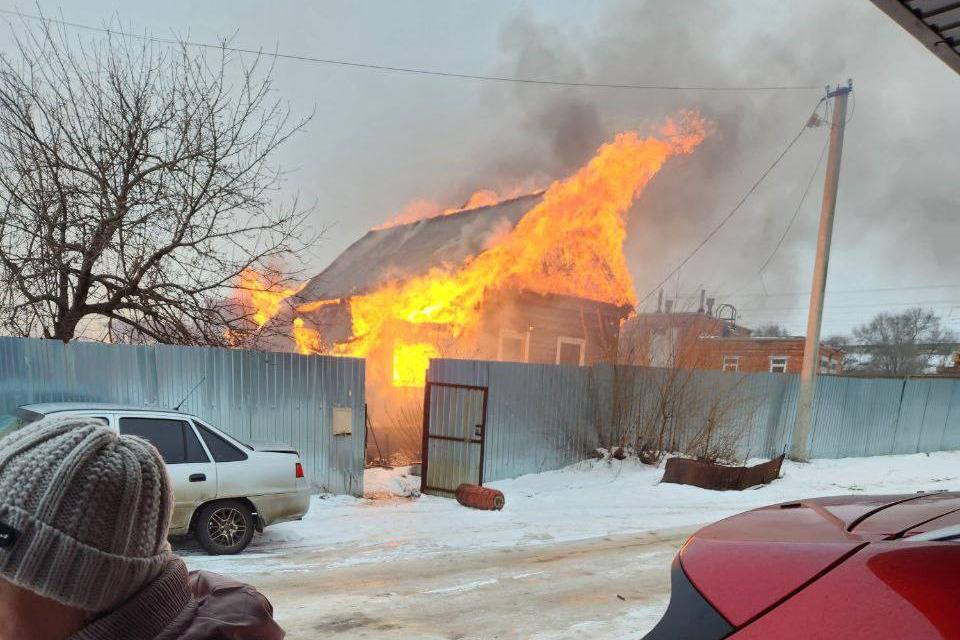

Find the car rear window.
[
  {"left": 119, "top": 417, "right": 209, "bottom": 464},
  {"left": 194, "top": 422, "right": 248, "bottom": 463}
]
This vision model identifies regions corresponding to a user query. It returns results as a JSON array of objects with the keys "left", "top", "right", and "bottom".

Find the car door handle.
[{"left": 189, "top": 473, "right": 206, "bottom": 483}]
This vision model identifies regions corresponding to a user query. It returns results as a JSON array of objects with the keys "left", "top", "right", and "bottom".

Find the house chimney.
[
  {"left": 706, "top": 297, "right": 715, "bottom": 316},
  {"left": 664, "top": 299, "right": 674, "bottom": 314},
  {"left": 699, "top": 289, "right": 706, "bottom": 314},
  {"left": 657, "top": 290, "right": 663, "bottom": 313}
]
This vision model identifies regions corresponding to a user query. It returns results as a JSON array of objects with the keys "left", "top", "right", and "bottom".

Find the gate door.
[{"left": 421, "top": 382, "right": 488, "bottom": 497}]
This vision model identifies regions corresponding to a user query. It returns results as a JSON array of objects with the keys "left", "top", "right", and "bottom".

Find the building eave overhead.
[{"left": 871, "top": 0, "right": 960, "bottom": 76}]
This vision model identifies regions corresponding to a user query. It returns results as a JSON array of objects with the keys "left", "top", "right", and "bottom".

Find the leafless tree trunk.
[
  {"left": 851, "top": 307, "right": 957, "bottom": 375},
  {"left": 0, "top": 14, "right": 315, "bottom": 345}
]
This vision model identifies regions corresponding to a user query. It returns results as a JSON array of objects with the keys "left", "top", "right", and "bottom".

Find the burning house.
[
  {"left": 239, "top": 114, "right": 709, "bottom": 458},
  {"left": 294, "top": 193, "right": 633, "bottom": 383}
]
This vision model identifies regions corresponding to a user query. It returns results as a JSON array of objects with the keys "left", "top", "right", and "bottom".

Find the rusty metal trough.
[{"left": 660, "top": 454, "right": 785, "bottom": 491}]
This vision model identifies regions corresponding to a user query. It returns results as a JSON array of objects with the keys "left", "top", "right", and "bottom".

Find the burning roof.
[
  {"left": 297, "top": 192, "right": 543, "bottom": 302},
  {"left": 235, "top": 112, "right": 709, "bottom": 388}
]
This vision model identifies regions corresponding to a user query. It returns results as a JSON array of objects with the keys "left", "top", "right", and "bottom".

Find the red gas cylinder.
[{"left": 455, "top": 484, "right": 505, "bottom": 511}]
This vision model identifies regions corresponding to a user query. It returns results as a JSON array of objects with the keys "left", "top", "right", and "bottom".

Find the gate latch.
[{"left": 474, "top": 424, "right": 482, "bottom": 438}]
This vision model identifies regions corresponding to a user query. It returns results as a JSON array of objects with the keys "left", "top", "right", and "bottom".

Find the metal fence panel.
[
  {"left": 428, "top": 359, "right": 600, "bottom": 483},
  {"left": 428, "top": 358, "right": 960, "bottom": 483},
  {"left": 422, "top": 383, "right": 487, "bottom": 495},
  {"left": 0, "top": 336, "right": 364, "bottom": 496}
]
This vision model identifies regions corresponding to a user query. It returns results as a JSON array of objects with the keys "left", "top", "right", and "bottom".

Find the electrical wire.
[
  {"left": 0, "top": 8, "right": 824, "bottom": 92},
  {"left": 736, "top": 298, "right": 960, "bottom": 313},
  {"left": 757, "top": 136, "right": 829, "bottom": 276},
  {"left": 722, "top": 131, "right": 829, "bottom": 301},
  {"left": 636, "top": 97, "right": 826, "bottom": 309},
  {"left": 723, "top": 283, "right": 960, "bottom": 298}
]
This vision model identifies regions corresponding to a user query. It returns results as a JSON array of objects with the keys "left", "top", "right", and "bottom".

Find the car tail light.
[{"left": 295, "top": 462, "right": 305, "bottom": 479}]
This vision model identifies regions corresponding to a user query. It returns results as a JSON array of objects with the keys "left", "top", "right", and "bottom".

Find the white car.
[{"left": 2, "top": 403, "right": 311, "bottom": 555}]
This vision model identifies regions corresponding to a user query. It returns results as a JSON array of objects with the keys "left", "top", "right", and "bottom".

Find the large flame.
[
  {"left": 334, "top": 113, "right": 707, "bottom": 378},
  {"left": 392, "top": 342, "right": 439, "bottom": 387},
  {"left": 239, "top": 113, "right": 707, "bottom": 391}
]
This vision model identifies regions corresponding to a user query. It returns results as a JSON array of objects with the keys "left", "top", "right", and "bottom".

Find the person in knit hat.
[{"left": 0, "top": 415, "right": 285, "bottom": 640}]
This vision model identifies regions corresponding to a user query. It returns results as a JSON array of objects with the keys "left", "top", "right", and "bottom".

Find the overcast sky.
[{"left": 3, "top": 0, "right": 959, "bottom": 337}]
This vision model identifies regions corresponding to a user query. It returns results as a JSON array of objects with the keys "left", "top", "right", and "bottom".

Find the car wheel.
[{"left": 195, "top": 500, "right": 255, "bottom": 555}]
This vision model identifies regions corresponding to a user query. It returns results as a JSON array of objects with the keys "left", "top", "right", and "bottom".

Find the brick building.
[
  {"left": 619, "top": 297, "right": 844, "bottom": 374},
  {"left": 697, "top": 336, "right": 844, "bottom": 374}
]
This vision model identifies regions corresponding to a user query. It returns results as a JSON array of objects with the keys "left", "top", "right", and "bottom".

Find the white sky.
[{"left": 2, "top": 0, "right": 959, "bottom": 338}]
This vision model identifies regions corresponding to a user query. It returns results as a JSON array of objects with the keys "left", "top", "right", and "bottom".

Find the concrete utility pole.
[{"left": 790, "top": 80, "right": 853, "bottom": 462}]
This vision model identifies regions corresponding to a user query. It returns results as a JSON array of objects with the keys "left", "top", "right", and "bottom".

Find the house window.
[
  {"left": 555, "top": 337, "right": 586, "bottom": 366},
  {"left": 649, "top": 328, "right": 679, "bottom": 368},
  {"left": 769, "top": 356, "right": 789, "bottom": 373},
  {"left": 819, "top": 354, "right": 832, "bottom": 374},
  {"left": 722, "top": 355, "right": 741, "bottom": 372},
  {"left": 498, "top": 329, "right": 529, "bottom": 363}
]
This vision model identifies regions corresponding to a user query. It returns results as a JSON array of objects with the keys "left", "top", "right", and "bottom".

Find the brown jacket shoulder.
[{"left": 71, "top": 557, "right": 284, "bottom": 640}]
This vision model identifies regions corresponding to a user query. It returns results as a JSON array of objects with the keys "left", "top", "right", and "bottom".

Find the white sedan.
[{"left": 3, "top": 402, "right": 311, "bottom": 554}]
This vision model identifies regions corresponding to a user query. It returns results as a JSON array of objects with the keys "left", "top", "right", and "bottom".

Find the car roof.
[{"left": 18, "top": 402, "right": 188, "bottom": 415}]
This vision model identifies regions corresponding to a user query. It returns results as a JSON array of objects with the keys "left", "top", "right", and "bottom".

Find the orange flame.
[
  {"left": 333, "top": 113, "right": 707, "bottom": 383},
  {"left": 373, "top": 186, "right": 539, "bottom": 230},
  {"left": 235, "top": 268, "right": 301, "bottom": 329},
  {"left": 292, "top": 318, "right": 323, "bottom": 355},
  {"left": 252, "top": 113, "right": 707, "bottom": 387},
  {"left": 392, "top": 342, "right": 439, "bottom": 387},
  {"left": 296, "top": 298, "right": 341, "bottom": 314}
]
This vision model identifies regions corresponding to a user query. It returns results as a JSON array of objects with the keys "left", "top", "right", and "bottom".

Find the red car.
[{"left": 644, "top": 491, "right": 960, "bottom": 639}]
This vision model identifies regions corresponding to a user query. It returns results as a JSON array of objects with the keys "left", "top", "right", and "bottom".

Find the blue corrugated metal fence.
[
  {"left": 427, "top": 358, "right": 960, "bottom": 482},
  {"left": 0, "top": 337, "right": 365, "bottom": 496}
]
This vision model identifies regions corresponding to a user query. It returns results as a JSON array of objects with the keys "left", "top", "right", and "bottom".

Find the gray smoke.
[{"left": 460, "top": 0, "right": 960, "bottom": 335}]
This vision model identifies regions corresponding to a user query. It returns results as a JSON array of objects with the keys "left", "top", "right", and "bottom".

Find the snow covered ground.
[
  {"left": 186, "top": 450, "right": 960, "bottom": 575},
  {"left": 181, "top": 451, "right": 960, "bottom": 638}
]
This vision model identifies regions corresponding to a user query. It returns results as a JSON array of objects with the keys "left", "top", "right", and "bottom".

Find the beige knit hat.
[{"left": 0, "top": 415, "right": 174, "bottom": 612}]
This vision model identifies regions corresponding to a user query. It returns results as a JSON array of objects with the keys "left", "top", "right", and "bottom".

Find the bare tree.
[
  {"left": 852, "top": 307, "right": 957, "bottom": 375},
  {"left": 0, "top": 16, "right": 314, "bottom": 345},
  {"left": 822, "top": 334, "right": 859, "bottom": 371}
]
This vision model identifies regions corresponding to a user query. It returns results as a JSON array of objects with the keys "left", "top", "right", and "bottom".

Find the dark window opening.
[{"left": 556, "top": 338, "right": 585, "bottom": 366}]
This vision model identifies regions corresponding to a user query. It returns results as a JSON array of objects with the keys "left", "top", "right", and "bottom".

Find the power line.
[
  {"left": 757, "top": 135, "right": 829, "bottom": 276},
  {"left": 720, "top": 283, "right": 960, "bottom": 298},
  {"left": 721, "top": 133, "right": 829, "bottom": 301},
  {"left": 737, "top": 298, "right": 960, "bottom": 313},
  {"left": 0, "top": 8, "right": 823, "bottom": 93},
  {"left": 636, "top": 98, "right": 827, "bottom": 309}
]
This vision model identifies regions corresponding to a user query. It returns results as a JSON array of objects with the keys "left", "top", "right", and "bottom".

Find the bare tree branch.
[{"left": 0, "top": 12, "right": 318, "bottom": 346}]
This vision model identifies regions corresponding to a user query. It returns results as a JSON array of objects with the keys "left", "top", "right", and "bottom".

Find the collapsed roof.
[{"left": 297, "top": 192, "right": 544, "bottom": 302}]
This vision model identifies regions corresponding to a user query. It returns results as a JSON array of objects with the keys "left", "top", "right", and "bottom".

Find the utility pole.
[{"left": 790, "top": 80, "right": 853, "bottom": 462}]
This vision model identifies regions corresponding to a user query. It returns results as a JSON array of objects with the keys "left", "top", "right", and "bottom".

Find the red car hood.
[{"left": 679, "top": 492, "right": 960, "bottom": 627}]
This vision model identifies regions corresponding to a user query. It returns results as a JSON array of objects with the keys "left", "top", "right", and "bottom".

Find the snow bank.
[
  {"left": 184, "top": 450, "right": 959, "bottom": 574},
  {"left": 363, "top": 465, "right": 421, "bottom": 498}
]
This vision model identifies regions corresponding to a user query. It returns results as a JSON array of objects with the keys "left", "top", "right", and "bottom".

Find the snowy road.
[
  {"left": 180, "top": 451, "right": 960, "bottom": 639},
  {"left": 219, "top": 528, "right": 686, "bottom": 639}
]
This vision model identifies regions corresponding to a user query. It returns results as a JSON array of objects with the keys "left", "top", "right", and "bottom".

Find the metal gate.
[{"left": 420, "top": 382, "right": 488, "bottom": 496}]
